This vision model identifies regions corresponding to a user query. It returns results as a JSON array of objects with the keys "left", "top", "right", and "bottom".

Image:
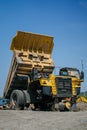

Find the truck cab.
[{"left": 59, "top": 67, "right": 84, "bottom": 96}]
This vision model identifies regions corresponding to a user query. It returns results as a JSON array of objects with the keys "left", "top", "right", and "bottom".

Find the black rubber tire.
[
  {"left": 50, "top": 103, "right": 59, "bottom": 111},
  {"left": 23, "top": 90, "right": 30, "bottom": 107},
  {"left": 10, "top": 90, "right": 25, "bottom": 110}
]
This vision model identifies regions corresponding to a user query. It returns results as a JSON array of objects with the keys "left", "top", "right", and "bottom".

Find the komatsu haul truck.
[{"left": 4, "top": 31, "right": 84, "bottom": 111}]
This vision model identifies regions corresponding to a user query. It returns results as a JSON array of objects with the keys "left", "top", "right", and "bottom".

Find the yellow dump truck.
[{"left": 4, "top": 31, "right": 84, "bottom": 111}]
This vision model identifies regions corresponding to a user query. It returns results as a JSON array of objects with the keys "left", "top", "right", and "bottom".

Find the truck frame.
[{"left": 4, "top": 31, "right": 84, "bottom": 111}]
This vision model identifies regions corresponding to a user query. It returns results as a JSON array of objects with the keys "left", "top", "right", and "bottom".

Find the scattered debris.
[{"left": 77, "top": 102, "right": 87, "bottom": 111}]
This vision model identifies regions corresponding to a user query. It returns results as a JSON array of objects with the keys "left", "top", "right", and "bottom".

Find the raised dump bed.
[
  {"left": 4, "top": 31, "right": 54, "bottom": 98},
  {"left": 4, "top": 31, "right": 84, "bottom": 111}
]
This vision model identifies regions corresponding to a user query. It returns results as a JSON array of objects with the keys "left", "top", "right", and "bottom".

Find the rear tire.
[
  {"left": 10, "top": 90, "right": 25, "bottom": 110},
  {"left": 23, "top": 90, "right": 30, "bottom": 108},
  {"left": 50, "top": 103, "right": 59, "bottom": 111}
]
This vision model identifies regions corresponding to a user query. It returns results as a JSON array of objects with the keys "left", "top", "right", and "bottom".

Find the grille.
[{"left": 55, "top": 77, "right": 72, "bottom": 97}]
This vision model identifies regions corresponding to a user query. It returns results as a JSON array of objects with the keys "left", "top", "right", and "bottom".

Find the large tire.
[
  {"left": 10, "top": 90, "right": 25, "bottom": 110},
  {"left": 50, "top": 103, "right": 59, "bottom": 111},
  {"left": 23, "top": 90, "right": 31, "bottom": 108}
]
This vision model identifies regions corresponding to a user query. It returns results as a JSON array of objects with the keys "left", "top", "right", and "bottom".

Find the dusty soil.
[{"left": 0, "top": 110, "right": 87, "bottom": 130}]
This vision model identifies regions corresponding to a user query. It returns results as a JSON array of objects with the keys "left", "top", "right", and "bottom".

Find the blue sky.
[{"left": 0, "top": 0, "right": 87, "bottom": 96}]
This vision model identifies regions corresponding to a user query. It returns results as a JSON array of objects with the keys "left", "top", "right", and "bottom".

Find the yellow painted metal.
[
  {"left": 57, "top": 75, "right": 83, "bottom": 96},
  {"left": 39, "top": 74, "right": 57, "bottom": 95},
  {"left": 77, "top": 96, "right": 87, "bottom": 103},
  {"left": 71, "top": 77, "right": 83, "bottom": 96},
  {"left": 39, "top": 78, "right": 52, "bottom": 86},
  {"left": 10, "top": 31, "right": 54, "bottom": 54},
  {"left": 65, "top": 102, "right": 71, "bottom": 110},
  {"left": 49, "top": 74, "right": 57, "bottom": 95}
]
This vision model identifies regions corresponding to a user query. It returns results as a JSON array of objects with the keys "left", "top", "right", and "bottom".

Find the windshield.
[
  {"left": 60, "top": 69, "right": 80, "bottom": 78},
  {"left": 60, "top": 71, "right": 68, "bottom": 76},
  {"left": 68, "top": 70, "right": 80, "bottom": 78}
]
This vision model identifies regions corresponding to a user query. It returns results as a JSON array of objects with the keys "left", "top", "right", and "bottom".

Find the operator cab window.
[
  {"left": 68, "top": 70, "right": 80, "bottom": 78},
  {"left": 60, "top": 71, "right": 68, "bottom": 76}
]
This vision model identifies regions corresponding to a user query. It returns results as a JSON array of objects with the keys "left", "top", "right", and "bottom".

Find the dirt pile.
[{"left": 77, "top": 102, "right": 87, "bottom": 111}]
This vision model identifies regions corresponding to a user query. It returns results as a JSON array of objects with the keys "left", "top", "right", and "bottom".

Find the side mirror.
[{"left": 80, "top": 71, "right": 84, "bottom": 80}]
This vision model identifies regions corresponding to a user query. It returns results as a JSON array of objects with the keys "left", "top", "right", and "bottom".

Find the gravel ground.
[{"left": 0, "top": 110, "right": 87, "bottom": 130}]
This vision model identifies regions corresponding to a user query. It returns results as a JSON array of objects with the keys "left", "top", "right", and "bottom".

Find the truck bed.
[{"left": 4, "top": 31, "right": 54, "bottom": 98}]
